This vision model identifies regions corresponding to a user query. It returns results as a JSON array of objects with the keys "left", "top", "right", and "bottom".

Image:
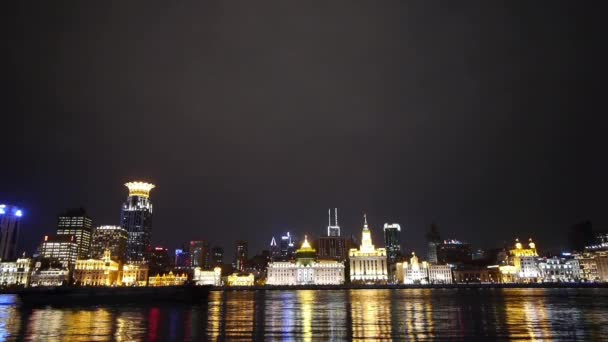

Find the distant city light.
[
  {"left": 0, "top": 207, "right": 5, "bottom": 215},
  {"left": 15, "top": 209, "right": 23, "bottom": 217}
]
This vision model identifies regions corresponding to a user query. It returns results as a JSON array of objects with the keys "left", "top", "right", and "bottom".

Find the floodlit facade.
[
  {"left": 148, "top": 271, "right": 188, "bottom": 287},
  {"left": 0, "top": 258, "right": 32, "bottom": 286},
  {"left": 226, "top": 273, "right": 255, "bottom": 286},
  {"left": 91, "top": 225, "right": 128, "bottom": 262},
  {"left": 122, "top": 182, "right": 155, "bottom": 261},
  {"left": 349, "top": 214, "right": 388, "bottom": 283},
  {"left": 428, "top": 264, "right": 453, "bottom": 284},
  {"left": 56, "top": 208, "right": 93, "bottom": 259},
  {"left": 29, "top": 268, "right": 70, "bottom": 287},
  {"left": 400, "top": 253, "right": 429, "bottom": 284},
  {"left": 0, "top": 204, "right": 23, "bottom": 261},
  {"left": 499, "top": 239, "right": 540, "bottom": 282},
  {"left": 40, "top": 234, "right": 79, "bottom": 269},
  {"left": 266, "top": 236, "right": 345, "bottom": 285},
  {"left": 538, "top": 256, "right": 580, "bottom": 282},
  {"left": 73, "top": 250, "right": 121, "bottom": 286},
  {"left": 121, "top": 263, "right": 149, "bottom": 286},
  {"left": 194, "top": 267, "right": 222, "bottom": 286}
]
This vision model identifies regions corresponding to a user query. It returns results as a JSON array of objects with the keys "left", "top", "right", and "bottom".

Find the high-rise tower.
[
  {"left": 56, "top": 208, "right": 93, "bottom": 259},
  {"left": 383, "top": 223, "right": 402, "bottom": 264},
  {"left": 327, "top": 208, "right": 340, "bottom": 237},
  {"left": 121, "top": 181, "right": 155, "bottom": 261},
  {"left": 0, "top": 204, "right": 23, "bottom": 260}
]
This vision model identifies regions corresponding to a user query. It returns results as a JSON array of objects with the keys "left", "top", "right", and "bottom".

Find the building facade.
[
  {"left": 436, "top": 239, "right": 472, "bottom": 265},
  {"left": 29, "top": 268, "right": 70, "bottom": 287},
  {"left": 349, "top": 215, "right": 388, "bottom": 283},
  {"left": 40, "top": 234, "right": 79, "bottom": 269},
  {"left": 212, "top": 246, "right": 224, "bottom": 266},
  {"left": 538, "top": 256, "right": 579, "bottom": 282},
  {"left": 0, "top": 258, "right": 32, "bottom": 286},
  {"left": 426, "top": 224, "right": 441, "bottom": 264},
  {"left": 56, "top": 208, "right": 93, "bottom": 259},
  {"left": 148, "top": 271, "right": 188, "bottom": 287},
  {"left": 226, "top": 273, "right": 255, "bottom": 286},
  {"left": 267, "top": 236, "right": 345, "bottom": 285},
  {"left": 121, "top": 182, "right": 155, "bottom": 262},
  {"left": 383, "top": 223, "right": 402, "bottom": 264},
  {"left": 121, "top": 263, "right": 149, "bottom": 286},
  {"left": 0, "top": 204, "right": 23, "bottom": 261},
  {"left": 193, "top": 267, "right": 222, "bottom": 286},
  {"left": 428, "top": 264, "right": 453, "bottom": 284},
  {"left": 91, "top": 225, "right": 128, "bottom": 262},
  {"left": 73, "top": 250, "right": 121, "bottom": 286}
]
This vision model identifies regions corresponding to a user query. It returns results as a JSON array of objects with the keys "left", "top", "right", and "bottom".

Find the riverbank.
[{"left": 217, "top": 282, "right": 608, "bottom": 291}]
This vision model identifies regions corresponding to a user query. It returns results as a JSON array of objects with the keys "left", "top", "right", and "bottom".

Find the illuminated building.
[
  {"left": 269, "top": 237, "right": 280, "bottom": 260},
  {"left": 148, "top": 271, "right": 188, "bottom": 287},
  {"left": 280, "top": 232, "right": 296, "bottom": 261},
  {"left": 56, "top": 208, "right": 93, "bottom": 259},
  {"left": 398, "top": 253, "right": 428, "bottom": 284},
  {"left": 29, "top": 268, "right": 70, "bottom": 287},
  {"left": 190, "top": 240, "right": 210, "bottom": 268},
  {"left": 174, "top": 248, "right": 191, "bottom": 268},
  {"left": 425, "top": 224, "right": 441, "bottom": 264},
  {"left": 121, "top": 263, "right": 148, "bottom": 286},
  {"left": 148, "top": 246, "right": 171, "bottom": 276},
  {"left": 73, "top": 250, "right": 120, "bottom": 286},
  {"left": 574, "top": 251, "right": 608, "bottom": 281},
  {"left": 91, "top": 226, "right": 128, "bottom": 262},
  {"left": 235, "top": 240, "right": 248, "bottom": 272},
  {"left": 39, "top": 234, "right": 78, "bottom": 269},
  {"left": 226, "top": 273, "right": 255, "bottom": 286},
  {"left": 267, "top": 236, "right": 345, "bottom": 285},
  {"left": 0, "top": 258, "right": 32, "bottom": 286},
  {"left": 348, "top": 214, "right": 388, "bottom": 283},
  {"left": 327, "top": 208, "right": 340, "bottom": 237},
  {"left": 121, "top": 181, "right": 155, "bottom": 261},
  {"left": 453, "top": 267, "right": 501, "bottom": 283},
  {"left": 537, "top": 256, "right": 579, "bottom": 282},
  {"left": 211, "top": 246, "right": 224, "bottom": 266},
  {"left": 499, "top": 239, "right": 540, "bottom": 282},
  {"left": 318, "top": 209, "right": 347, "bottom": 261},
  {"left": 436, "top": 239, "right": 471, "bottom": 265},
  {"left": 383, "top": 223, "right": 402, "bottom": 264},
  {"left": 193, "top": 266, "right": 222, "bottom": 286},
  {"left": 428, "top": 264, "right": 453, "bottom": 284},
  {"left": 0, "top": 204, "right": 23, "bottom": 261}
]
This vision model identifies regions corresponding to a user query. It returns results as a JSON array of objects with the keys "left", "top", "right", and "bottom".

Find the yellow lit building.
[
  {"left": 349, "top": 214, "right": 388, "bottom": 283},
  {"left": 73, "top": 250, "right": 120, "bottom": 286},
  {"left": 499, "top": 239, "right": 539, "bottom": 283},
  {"left": 0, "top": 258, "right": 33, "bottom": 286},
  {"left": 148, "top": 271, "right": 188, "bottom": 287},
  {"left": 226, "top": 273, "right": 255, "bottom": 286},
  {"left": 121, "top": 263, "right": 149, "bottom": 286}
]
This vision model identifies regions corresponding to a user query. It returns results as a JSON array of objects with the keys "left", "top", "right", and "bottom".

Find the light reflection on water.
[{"left": 1, "top": 288, "right": 607, "bottom": 340}]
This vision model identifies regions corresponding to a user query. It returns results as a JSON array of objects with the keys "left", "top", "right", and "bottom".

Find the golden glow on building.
[
  {"left": 121, "top": 263, "right": 149, "bottom": 286},
  {"left": 226, "top": 273, "right": 255, "bottom": 286},
  {"left": 349, "top": 214, "right": 388, "bottom": 283},
  {"left": 500, "top": 239, "right": 540, "bottom": 282},
  {"left": 193, "top": 266, "right": 222, "bottom": 286},
  {"left": 124, "top": 182, "right": 156, "bottom": 198},
  {"left": 148, "top": 271, "right": 188, "bottom": 287},
  {"left": 73, "top": 250, "right": 120, "bottom": 286}
]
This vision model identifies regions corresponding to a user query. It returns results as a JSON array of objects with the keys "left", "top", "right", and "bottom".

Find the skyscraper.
[
  {"left": 269, "top": 236, "right": 280, "bottom": 261},
  {"left": 235, "top": 240, "right": 248, "bottom": 272},
  {"left": 39, "top": 234, "right": 79, "bottom": 269},
  {"left": 426, "top": 223, "right": 441, "bottom": 263},
  {"left": 211, "top": 246, "right": 224, "bottom": 266},
  {"left": 318, "top": 208, "right": 347, "bottom": 261},
  {"left": 0, "top": 204, "right": 23, "bottom": 261},
  {"left": 327, "top": 208, "right": 340, "bottom": 236},
  {"left": 91, "top": 225, "right": 128, "bottom": 262},
  {"left": 384, "top": 223, "right": 402, "bottom": 264},
  {"left": 56, "top": 208, "right": 93, "bottom": 259},
  {"left": 280, "top": 232, "right": 296, "bottom": 261},
  {"left": 121, "top": 182, "right": 155, "bottom": 261},
  {"left": 190, "top": 240, "right": 210, "bottom": 269}
]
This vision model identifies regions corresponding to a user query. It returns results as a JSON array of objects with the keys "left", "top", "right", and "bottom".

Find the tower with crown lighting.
[
  {"left": 121, "top": 182, "right": 155, "bottom": 261},
  {"left": 348, "top": 213, "right": 388, "bottom": 283}
]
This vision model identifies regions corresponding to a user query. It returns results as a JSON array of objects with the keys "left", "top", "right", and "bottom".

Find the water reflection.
[{"left": 1, "top": 289, "right": 608, "bottom": 340}]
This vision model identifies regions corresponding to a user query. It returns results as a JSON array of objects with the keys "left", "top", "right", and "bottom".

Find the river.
[{"left": 1, "top": 288, "right": 607, "bottom": 340}]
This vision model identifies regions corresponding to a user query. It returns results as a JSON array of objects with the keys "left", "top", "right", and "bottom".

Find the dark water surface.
[{"left": 1, "top": 288, "right": 607, "bottom": 340}]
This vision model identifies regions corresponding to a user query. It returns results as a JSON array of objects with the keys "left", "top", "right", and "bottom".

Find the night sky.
[{"left": 3, "top": 2, "right": 605, "bottom": 258}]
